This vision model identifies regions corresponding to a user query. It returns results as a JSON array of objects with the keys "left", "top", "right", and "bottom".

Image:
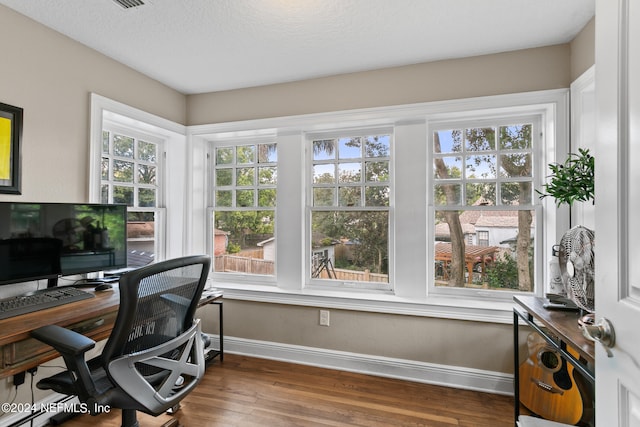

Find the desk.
[
  {"left": 0, "top": 287, "right": 223, "bottom": 380},
  {"left": 513, "top": 296, "right": 595, "bottom": 426}
]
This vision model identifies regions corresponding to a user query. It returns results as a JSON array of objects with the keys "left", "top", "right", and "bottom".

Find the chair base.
[{"left": 121, "top": 409, "right": 139, "bottom": 427}]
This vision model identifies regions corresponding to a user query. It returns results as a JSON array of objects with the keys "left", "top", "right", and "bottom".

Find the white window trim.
[
  {"left": 187, "top": 89, "right": 569, "bottom": 324},
  {"left": 89, "top": 93, "right": 188, "bottom": 261}
]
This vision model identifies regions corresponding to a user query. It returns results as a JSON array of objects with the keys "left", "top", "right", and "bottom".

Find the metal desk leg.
[{"left": 211, "top": 300, "right": 223, "bottom": 361}]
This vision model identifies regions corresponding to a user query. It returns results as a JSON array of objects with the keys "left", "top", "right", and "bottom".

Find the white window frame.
[
  {"left": 207, "top": 135, "right": 278, "bottom": 285},
  {"left": 305, "top": 128, "right": 394, "bottom": 292},
  {"left": 187, "top": 89, "right": 569, "bottom": 324},
  {"left": 428, "top": 113, "right": 543, "bottom": 301},
  {"left": 89, "top": 94, "right": 188, "bottom": 262}
]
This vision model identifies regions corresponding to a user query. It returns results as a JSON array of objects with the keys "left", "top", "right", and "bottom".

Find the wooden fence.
[
  {"left": 215, "top": 255, "right": 274, "bottom": 275},
  {"left": 214, "top": 254, "right": 388, "bottom": 283},
  {"left": 313, "top": 268, "right": 388, "bottom": 283}
]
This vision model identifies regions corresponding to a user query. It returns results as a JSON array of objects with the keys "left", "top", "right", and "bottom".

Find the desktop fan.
[{"left": 558, "top": 225, "right": 595, "bottom": 313}]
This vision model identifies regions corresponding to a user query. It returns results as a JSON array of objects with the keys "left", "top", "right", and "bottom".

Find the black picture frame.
[{"left": 0, "top": 102, "right": 23, "bottom": 194}]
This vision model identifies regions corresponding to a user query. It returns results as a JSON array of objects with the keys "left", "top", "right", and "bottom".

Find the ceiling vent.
[{"left": 112, "top": 0, "right": 145, "bottom": 9}]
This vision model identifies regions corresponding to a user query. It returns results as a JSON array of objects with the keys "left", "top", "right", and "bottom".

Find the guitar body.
[{"left": 519, "top": 332, "right": 584, "bottom": 425}]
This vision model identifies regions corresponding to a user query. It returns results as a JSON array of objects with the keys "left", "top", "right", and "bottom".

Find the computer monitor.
[
  {"left": 0, "top": 237, "right": 61, "bottom": 285},
  {"left": 0, "top": 202, "right": 128, "bottom": 287}
]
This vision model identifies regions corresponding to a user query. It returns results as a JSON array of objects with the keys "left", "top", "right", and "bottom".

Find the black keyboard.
[{"left": 0, "top": 287, "right": 95, "bottom": 320}]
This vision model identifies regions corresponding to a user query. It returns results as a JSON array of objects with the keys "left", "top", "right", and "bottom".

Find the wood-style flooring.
[{"left": 61, "top": 354, "right": 515, "bottom": 426}]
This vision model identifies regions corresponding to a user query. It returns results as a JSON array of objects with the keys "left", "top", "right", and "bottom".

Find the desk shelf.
[{"left": 513, "top": 296, "right": 595, "bottom": 427}]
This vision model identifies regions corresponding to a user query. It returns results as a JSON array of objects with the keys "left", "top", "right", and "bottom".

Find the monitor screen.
[
  {"left": 0, "top": 202, "right": 128, "bottom": 284},
  {"left": 0, "top": 237, "right": 61, "bottom": 285}
]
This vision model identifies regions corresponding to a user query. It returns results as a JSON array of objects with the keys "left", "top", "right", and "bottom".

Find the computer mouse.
[{"left": 94, "top": 283, "right": 113, "bottom": 292}]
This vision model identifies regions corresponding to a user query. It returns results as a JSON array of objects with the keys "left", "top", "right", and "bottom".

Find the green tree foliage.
[
  {"left": 486, "top": 252, "right": 519, "bottom": 289},
  {"left": 214, "top": 210, "right": 274, "bottom": 250},
  {"left": 312, "top": 211, "right": 388, "bottom": 274}
]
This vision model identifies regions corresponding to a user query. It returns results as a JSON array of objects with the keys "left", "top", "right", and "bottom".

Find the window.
[
  {"left": 100, "top": 127, "right": 163, "bottom": 268},
  {"left": 309, "top": 132, "right": 391, "bottom": 289},
  {"left": 191, "top": 90, "right": 566, "bottom": 320},
  {"left": 432, "top": 119, "right": 538, "bottom": 294},
  {"left": 211, "top": 140, "right": 277, "bottom": 279},
  {"left": 477, "top": 230, "right": 489, "bottom": 246}
]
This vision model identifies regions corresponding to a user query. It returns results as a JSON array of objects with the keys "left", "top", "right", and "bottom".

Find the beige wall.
[
  {"left": 187, "top": 44, "right": 571, "bottom": 125},
  {"left": 0, "top": 5, "right": 185, "bottom": 203},
  {"left": 199, "top": 300, "right": 516, "bottom": 373},
  {"left": 570, "top": 17, "right": 596, "bottom": 80}
]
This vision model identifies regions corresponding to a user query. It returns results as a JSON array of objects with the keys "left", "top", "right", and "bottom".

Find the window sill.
[{"left": 210, "top": 280, "right": 519, "bottom": 324}]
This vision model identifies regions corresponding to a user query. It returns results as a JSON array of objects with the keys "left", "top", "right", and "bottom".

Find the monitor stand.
[
  {"left": 74, "top": 276, "right": 119, "bottom": 287},
  {"left": 47, "top": 277, "right": 59, "bottom": 288}
]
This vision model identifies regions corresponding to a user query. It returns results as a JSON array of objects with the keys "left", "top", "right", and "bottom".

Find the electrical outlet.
[{"left": 319, "top": 309, "right": 330, "bottom": 326}]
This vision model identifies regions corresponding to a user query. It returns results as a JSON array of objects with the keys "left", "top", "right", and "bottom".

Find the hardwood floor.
[{"left": 62, "top": 354, "right": 515, "bottom": 426}]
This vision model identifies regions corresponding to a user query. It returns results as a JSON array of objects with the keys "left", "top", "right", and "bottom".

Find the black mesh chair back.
[
  {"left": 31, "top": 255, "right": 211, "bottom": 427},
  {"left": 103, "top": 255, "right": 210, "bottom": 413}
]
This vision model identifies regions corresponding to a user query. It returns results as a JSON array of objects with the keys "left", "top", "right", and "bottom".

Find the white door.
[{"left": 595, "top": 0, "right": 640, "bottom": 425}]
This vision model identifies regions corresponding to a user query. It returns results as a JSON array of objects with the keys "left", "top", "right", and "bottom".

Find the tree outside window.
[
  {"left": 212, "top": 142, "right": 276, "bottom": 277},
  {"left": 310, "top": 134, "right": 391, "bottom": 288},
  {"left": 433, "top": 122, "right": 535, "bottom": 291}
]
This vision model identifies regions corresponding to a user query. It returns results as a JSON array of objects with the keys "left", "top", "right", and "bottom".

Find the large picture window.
[{"left": 309, "top": 132, "right": 391, "bottom": 289}]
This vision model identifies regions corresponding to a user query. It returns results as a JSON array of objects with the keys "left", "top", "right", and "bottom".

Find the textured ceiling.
[{"left": 0, "top": 0, "right": 595, "bottom": 95}]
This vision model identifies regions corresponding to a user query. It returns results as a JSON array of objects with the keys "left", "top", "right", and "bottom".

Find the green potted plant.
[
  {"left": 537, "top": 148, "right": 595, "bottom": 206},
  {"left": 538, "top": 148, "right": 596, "bottom": 313}
]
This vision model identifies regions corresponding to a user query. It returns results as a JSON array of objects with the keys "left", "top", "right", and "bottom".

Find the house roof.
[
  {"left": 257, "top": 237, "right": 275, "bottom": 247},
  {"left": 435, "top": 210, "right": 535, "bottom": 238},
  {"left": 435, "top": 222, "right": 476, "bottom": 237}
]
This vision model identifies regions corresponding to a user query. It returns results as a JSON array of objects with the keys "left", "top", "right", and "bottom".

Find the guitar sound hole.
[
  {"left": 540, "top": 351, "right": 560, "bottom": 371},
  {"left": 539, "top": 350, "right": 573, "bottom": 391}
]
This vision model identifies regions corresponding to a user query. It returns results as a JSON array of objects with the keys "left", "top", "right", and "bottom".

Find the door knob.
[{"left": 581, "top": 317, "right": 615, "bottom": 357}]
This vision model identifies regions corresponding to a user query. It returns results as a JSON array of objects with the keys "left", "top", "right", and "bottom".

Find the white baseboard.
[{"left": 209, "top": 334, "right": 514, "bottom": 396}]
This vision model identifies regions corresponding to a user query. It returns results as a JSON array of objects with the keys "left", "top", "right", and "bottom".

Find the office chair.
[{"left": 31, "top": 255, "right": 211, "bottom": 427}]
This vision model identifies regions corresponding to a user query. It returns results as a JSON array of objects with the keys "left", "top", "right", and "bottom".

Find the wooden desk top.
[
  {"left": 514, "top": 295, "right": 595, "bottom": 365},
  {"left": 0, "top": 288, "right": 119, "bottom": 348},
  {"left": 0, "top": 286, "right": 222, "bottom": 379}
]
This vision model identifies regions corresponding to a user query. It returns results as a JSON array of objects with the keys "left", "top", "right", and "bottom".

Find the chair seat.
[{"left": 37, "top": 357, "right": 113, "bottom": 397}]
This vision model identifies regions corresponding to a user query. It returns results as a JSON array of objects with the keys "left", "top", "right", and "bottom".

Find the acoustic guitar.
[{"left": 519, "top": 332, "right": 585, "bottom": 425}]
